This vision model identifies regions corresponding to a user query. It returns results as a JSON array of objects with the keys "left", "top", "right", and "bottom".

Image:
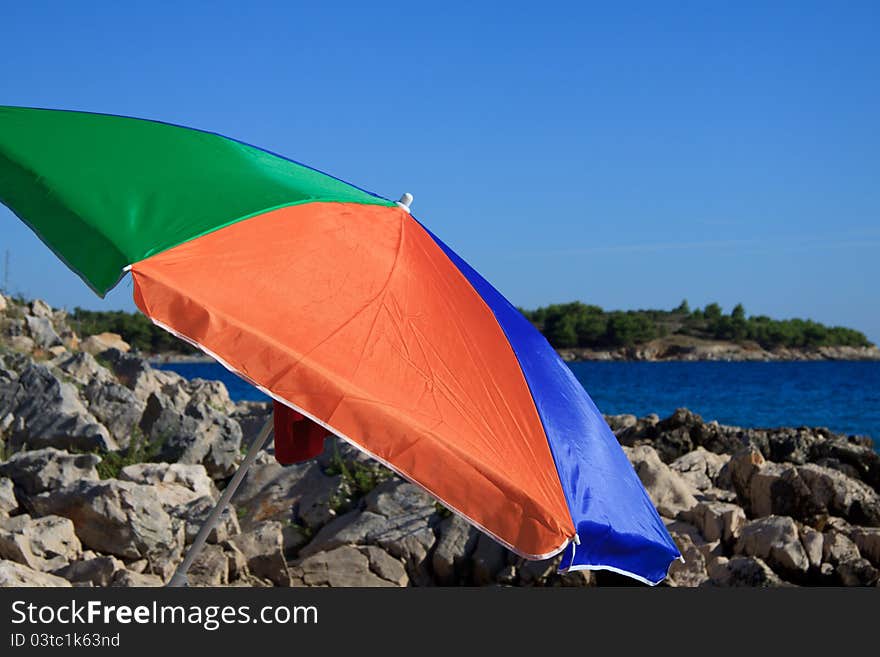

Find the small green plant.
[
  {"left": 322, "top": 442, "right": 392, "bottom": 516},
  {"left": 327, "top": 490, "right": 351, "bottom": 515},
  {"left": 325, "top": 442, "right": 390, "bottom": 499},
  {"left": 94, "top": 426, "right": 162, "bottom": 479},
  {"left": 283, "top": 519, "right": 313, "bottom": 540}
]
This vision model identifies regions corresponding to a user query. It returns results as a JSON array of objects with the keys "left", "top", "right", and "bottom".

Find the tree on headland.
[
  {"left": 703, "top": 302, "right": 723, "bottom": 320},
  {"left": 520, "top": 300, "right": 872, "bottom": 351}
]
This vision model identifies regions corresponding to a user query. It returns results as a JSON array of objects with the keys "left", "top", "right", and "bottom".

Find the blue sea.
[{"left": 156, "top": 360, "right": 880, "bottom": 447}]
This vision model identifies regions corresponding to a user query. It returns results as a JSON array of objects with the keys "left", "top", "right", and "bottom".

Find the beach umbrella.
[{"left": 0, "top": 106, "right": 680, "bottom": 586}]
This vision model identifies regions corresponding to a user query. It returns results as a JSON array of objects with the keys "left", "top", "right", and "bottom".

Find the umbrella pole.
[{"left": 166, "top": 414, "right": 274, "bottom": 587}]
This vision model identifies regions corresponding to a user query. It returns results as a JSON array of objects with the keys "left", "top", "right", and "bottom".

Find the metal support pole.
[{"left": 167, "top": 414, "right": 274, "bottom": 587}]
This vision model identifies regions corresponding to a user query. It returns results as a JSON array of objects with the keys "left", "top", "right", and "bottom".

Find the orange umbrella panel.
[{"left": 130, "top": 201, "right": 576, "bottom": 559}]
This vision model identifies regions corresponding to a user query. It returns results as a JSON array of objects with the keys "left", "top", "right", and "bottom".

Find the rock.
[
  {"left": 51, "top": 351, "right": 109, "bottom": 386},
  {"left": 727, "top": 447, "right": 820, "bottom": 520},
  {"left": 362, "top": 480, "right": 437, "bottom": 582},
  {"left": 0, "top": 514, "right": 82, "bottom": 571},
  {"left": 231, "top": 460, "right": 340, "bottom": 531},
  {"left": 836, "top": 558, "right": 879, "bottom": 586},
  {"left": 185, "top": 378, "right": 235, "bottom": 415},
  {"left": 683, "top": 501, "right": 746, "bottom": 544},
  {"left": 29, "top": 299, "right": 53, "bottom": 318},
  {"left": 79, "top": 332, "right": 130, "bottom": 355},
  {"left": 0, "top": 364, "right": 115, "bottom": 452},
  {"left": 0, "top": 477, "right": 17, "bottom": 515},
  {"left": 471, "top": 534, "right": 506, "bottom": 585},
  {"left": 54, "top": 554, "right": 124, "bottom": 587},
  {"left": 83, "top": 378, "right": 144, "bottom": 447},
  {"left": 0, "top": 293, "right": 6, "bottom": 313},
  {"left": 707, "top": 556, "right": 784, "bottom": 587},
  {"left": 670, "top": 447, "right": 730, "bottom": 492},
  {"left": 127, "top": 559, "right": 148, "bottom": 574},
  {"left": 726, "top": 446, "right": 765, "bottom": 502},
  {"left": 25, "top": 315, "right": 62, "bottom": 349},
  {"left": 663, "top": 517, "right": 700, "bottom": 539},
  {"left": 822, "top": 530, "right": 861, "bottom": 566},
  {"left": 298, "top": 480, "right": 437, "bottom": 584},
  {"left": 290, "top": 545, "right": 408, "bottom": 587},
  {"left": 120, "top": 462, "right": 217, "bottom": 500},
  {"left": 614, "top": 413, "right": 660, "bottom": 448},
  {"left": 3, "top": 318, "right": 23, "bottom": 338},
  {"left": 188, "top": 543, "right": 229, "bottom": 586},
  {"left": 110, "top": 570, "right": 164, "bottom": 587},
  {"left": 102, "top": 350, "right": 178, "bottom": 403},
  {"left": 224, "top": 541, "right": 250, "bottom": 581},
  {"left": 138, "top": 391, "right": 242, "bottom": 478},
  {"left": 0, "top": 448, "right": 100, "bottom": 497},
  {"left": 822, "top": 515, "right": 854, "bottom": 534},
  {"left": 651, "top": 408, "right": 702, "bottom": 461},
  {"left": 735, "top": 515, "right": 810, "bottom": 576},
  {"left": 558, "top": 568, "right": 596, "bottom": 587},
  {"left": 698, "top": 488, "right": 739, "bottom": 503},
  {"left": 809, "top": 438, "right": 880, "bottom": 491},
  {"left": 228, "top": 521, "right": 290, "bottom": 586},
  {"left": 799, "top": 525, "right": 824, "bottom": 568},
  {"left": 432, "top": 514, "right": 478, "bottom": 584},
  {"left": 146, "top": 481, "right": 204, "bottom": 511},
  {"left": 359, "top": 545, "right": 409, "bottom": 586},
  {"left": 797, "top": 464, "right": 880, "bottom": 527},
  {"left": 623, "top": 445, "right": 699, "bottom": 517},
  {"left": 235, "top": 453, "right": 350, "bottom": 532},
  {"left": 765, "top": 429, "right": 819, "bottom": 465},
  {"left": 7, "top": 336, "right": 35, "bottom": 353},
  {"left": 749, "top": 462, "right": 816, "bottom": 519},
  {"left": 666, "top": 533, "right": 709, "bottom": 587},
  {"left": 299, "top": 510, "right": 386, "bottom": 557},
  {"left": 296, "top": 470, "right": 346, "bottom": 529},
  {"left": 173, "top": 495, "right": 240, "bottom": 545},
  {"left": 0, "top": 559, "right": 72, "bottom": 587},
  {"left": 231, "top": 402, "right": 273, "bottom": 446},
  {"left": 851, "top": 528, "right": 880, "bottom": 566},
  {"left": 29, "top": 479, "right": 181, "bottom": 569},
  {"left": 604, "top": 414, "right": 638, "bottom": 434}
]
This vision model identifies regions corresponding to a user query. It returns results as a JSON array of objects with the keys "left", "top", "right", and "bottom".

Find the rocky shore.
[
  {"left": 557, "top": 335, "right": 880, "bottom": 362},
  {"left": 1, "top": 294, "right": 879, "bottom": 587}
]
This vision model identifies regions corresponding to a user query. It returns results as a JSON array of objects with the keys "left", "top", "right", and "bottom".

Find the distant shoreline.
[
  {"left": 553, "top": 333, "right": 880, "bottom": 362},
  {"left": 147, "top": 340, "right": 880, "bottom": 365}
]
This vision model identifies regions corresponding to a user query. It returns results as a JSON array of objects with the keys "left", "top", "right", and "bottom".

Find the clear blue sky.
[{"left": 2, "top": 1, "right": 879, "bottom": 342}]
